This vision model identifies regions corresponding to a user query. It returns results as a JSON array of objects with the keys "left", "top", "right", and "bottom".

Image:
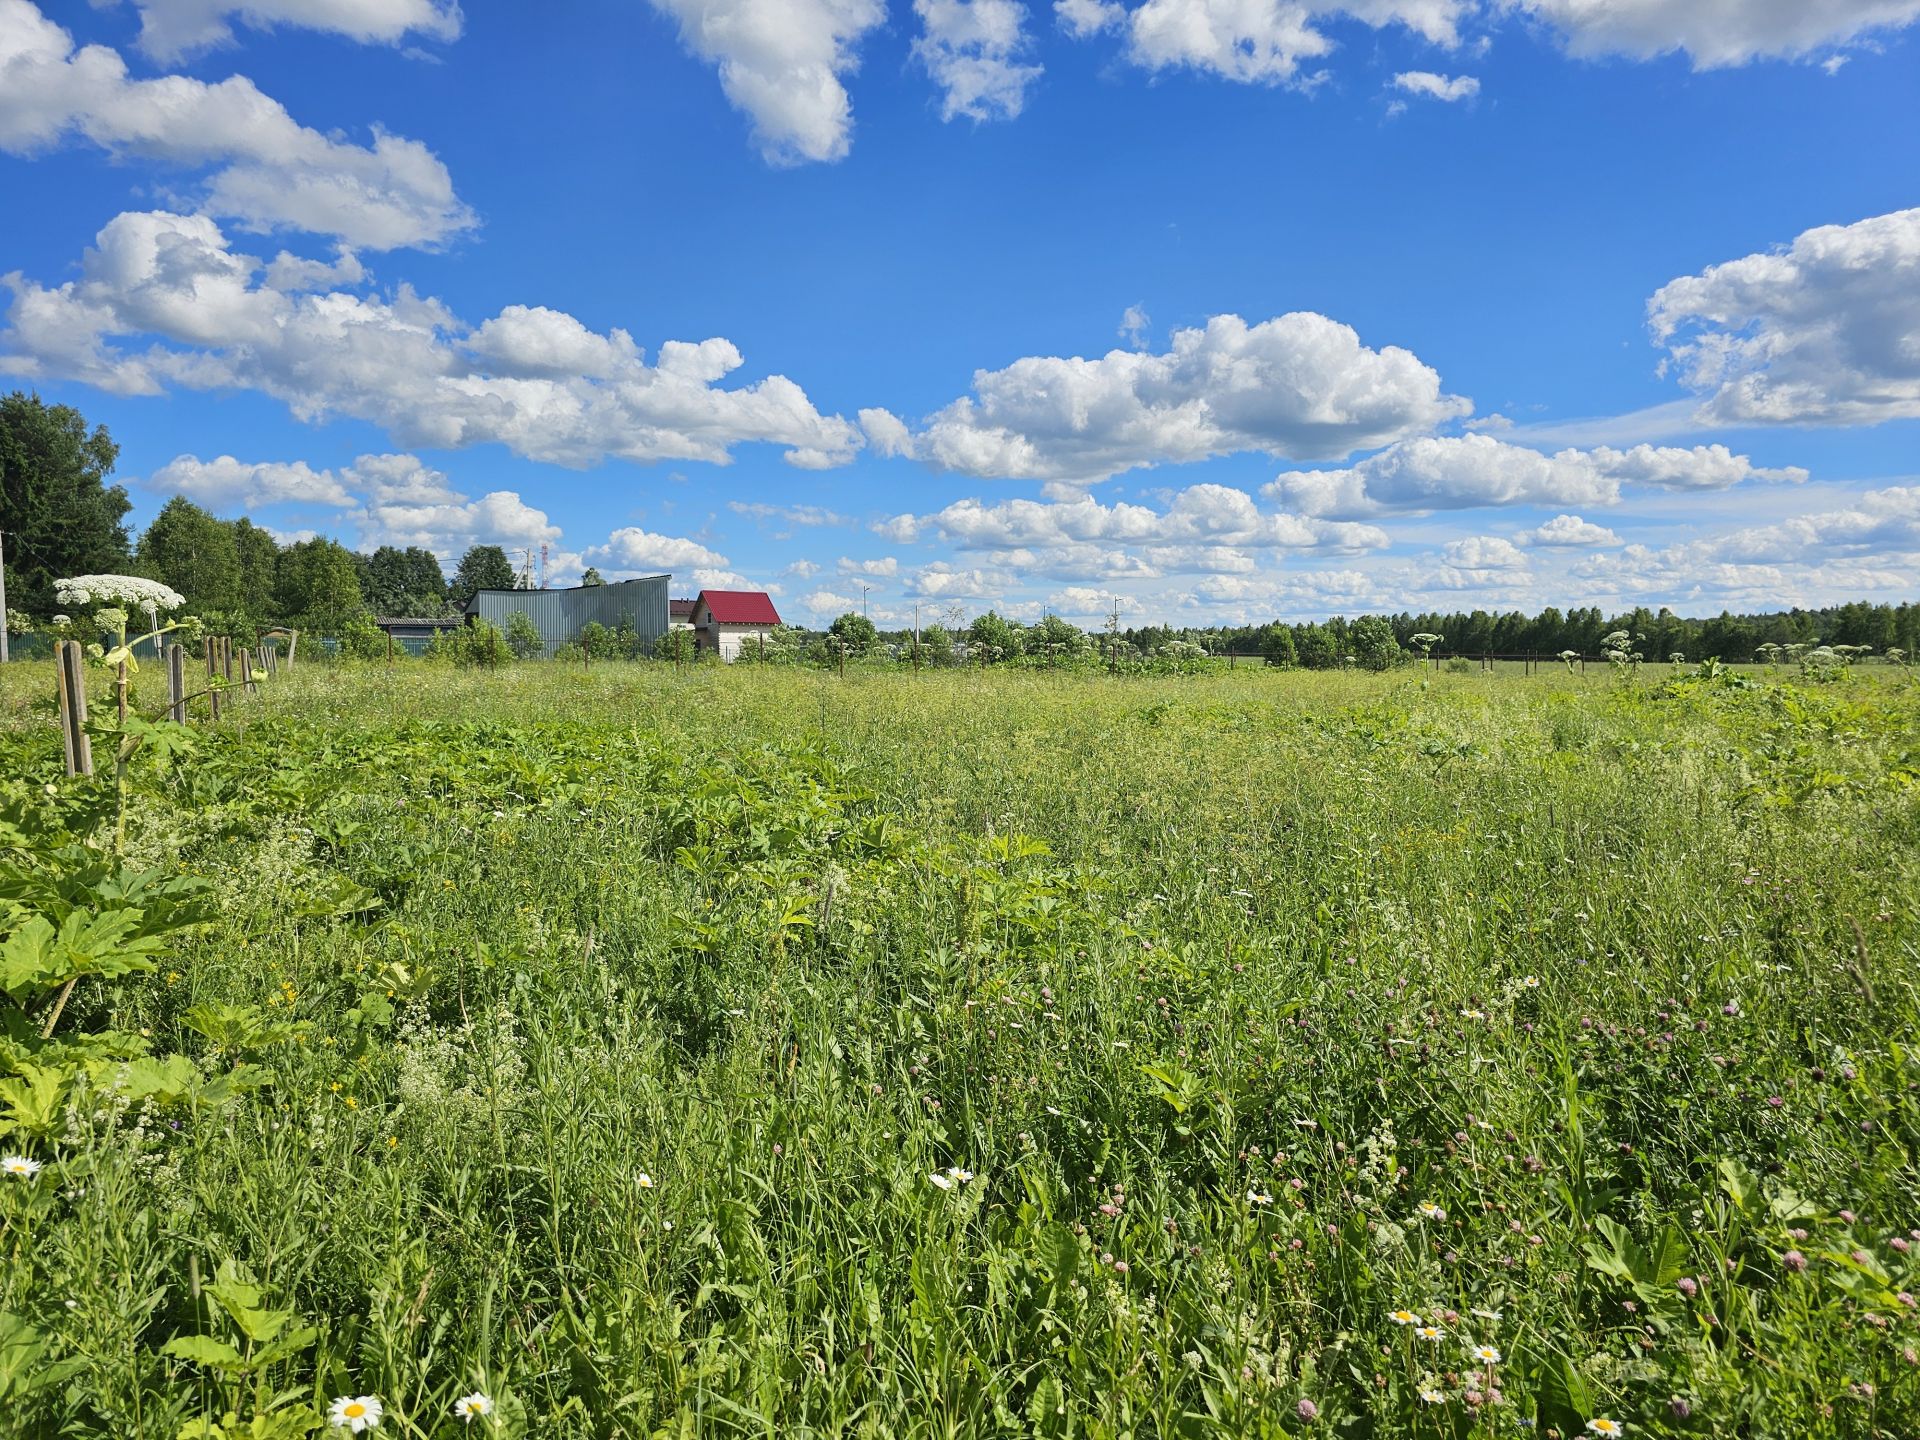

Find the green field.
[{"left": 2, "top": 660, "right": 1918, "bottom": 1438}]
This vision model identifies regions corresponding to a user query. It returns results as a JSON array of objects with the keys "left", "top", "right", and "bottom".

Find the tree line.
[
  {"left": 6, "top": 391, "right": 1915, "bottom": 666},
  {"left": 1, "top": 392, "right": 583, "bottom": 642}
]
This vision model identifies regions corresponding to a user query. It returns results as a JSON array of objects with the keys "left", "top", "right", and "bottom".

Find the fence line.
[{"left": 52, "top": 630, "right": 297, "bottom": 765}]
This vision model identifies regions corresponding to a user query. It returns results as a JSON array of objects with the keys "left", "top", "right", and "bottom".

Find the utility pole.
[{"left": 0, "top": 530, "right": 9, "bottom": 665}]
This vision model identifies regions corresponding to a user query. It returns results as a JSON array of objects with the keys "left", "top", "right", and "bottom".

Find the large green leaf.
[{"left": 0, "top": 909, "right": 165, "bottom": 997}]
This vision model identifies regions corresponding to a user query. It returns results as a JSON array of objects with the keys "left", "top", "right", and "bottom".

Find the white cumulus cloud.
[
  {"left": 105, "top": 0, "right": 461, "bottom": 61},
  {"left": 645, "top": 0, "right": 887, "bottom": 165},
  {"left": 1503, "top": 0, "right": 1920, "bottom": 68},
  {"left": 147, "top": 452, "right": 353, "bottom": 508},
  {"left": 915, "top": 0, "right": 1043, "bottom": 121},
  {"left": 1058, "top": 0, "right": 1469, "bottom": 85},
  {"left": 908, "top": 312, "right": 1469, "bottom": 482},
  {"left": 1440, "top": 534, "right": 1529, "bottom": 569},
  {"left": 1392, "top": 69, "right": 1479, "bottom": 99},
  {"left": 1650, "top": 206, "right": 1920, "bottom": 427},
  {"left": 0, "top": 0, "right": 472, "bottom": 250},
  {"left": 1267, "top": 435, "right": 1806, "bottom": 517},
  {"left": 0, "top": 210, "right": 864, "bottom": 470},
  {"left": 1518, "top": 513, "right": 1620, "bottom": 546},
  {"left": 586, "top": 528, "right": 730, "bottom": 573}
]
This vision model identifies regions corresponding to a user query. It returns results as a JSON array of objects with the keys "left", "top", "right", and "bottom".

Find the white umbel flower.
[
  {"left": 53, "top": 575, "right": 185, "bottom": 612},
  {"left": 328, "top": 1395, "right": 383, "bottom": 1431}
]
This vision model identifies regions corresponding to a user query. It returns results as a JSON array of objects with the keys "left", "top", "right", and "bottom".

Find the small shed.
[
  {"left": 464, "top": 575, "right": 671, "bottom": 656},
  {"left": 669, "top": 598, "right": 698, "bottom": 631}
]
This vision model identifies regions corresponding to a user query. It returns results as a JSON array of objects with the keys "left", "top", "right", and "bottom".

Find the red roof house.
[
  {"left": 695, "top": 590, "right": 781, "bottom": 625},
  {"left": 690, "top": 590, "right": 782, "bottom": 659}
]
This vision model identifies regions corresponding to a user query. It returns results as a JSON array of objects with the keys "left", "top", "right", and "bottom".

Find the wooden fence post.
[
  {"left": 238, "top": 647, "right": 255, "bottom": 695},
  {"left": 206, "top": 639, "right": 222, "bottom": 722},
  {"left": 285, "top": 631, "right": 298, "bottom": 671},
  {"left": 167, "top": 643, "right": 186, "bottom": 723},
  {"left": 55, "top": 641, "right": 94, "bottom": 777}
]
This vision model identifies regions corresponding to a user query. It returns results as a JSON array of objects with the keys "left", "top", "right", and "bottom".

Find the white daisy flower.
[
  {"left": 1417, "top": 1202, "right": 1446, "bottom": 1220},
  {"left": 328, "top": 1395, "right": 383, "bottom": 1432},
  {"left": 636, "top": 1172, "right": 654, "bottom": 1189},
  {"left": 946, "top": 1167, "right": 974, "bottom": 1184},
  {"left": 1248, "top": 1188, "right": 1273, "bottom": 1205},
  {"left": 1388, "top": 1309, "right": 1420, "bottom": 1326},
  {"left": 1459, "top": 1008, "right": 1487, "bottom": 1021},
  {"left": 1416, "top": 1325, "right": 1445, "bottom": 1342},
  {"left": 1521, "top": 976, "right": 1541, "bottom": 989},
  {"left": 1587, "top": 1421, "right": 1625, "bottom": 1438},
  {"left": 2, "top": 1157, "right": 43, "bottom": 1180},
  {"left": 1471, "top": 1345, "right": 1502, "bottom": 1365},
  {"left": 453, "top": 1392, "right": 493, "bottom": 1422},
  {"left": 929, "top": 1172, "right": 955, "bottom": 1190},
  {"left": 1420, "top": 1387, "right": 1446, "bottom": 1404}
]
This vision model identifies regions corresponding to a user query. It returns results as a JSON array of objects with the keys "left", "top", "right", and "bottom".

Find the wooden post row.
[
  {"left": 54, "top": 641, "right": 94, "bottom": 777},
  {"left": 167, "top": 643, "right": 186, "bottom": 723}
]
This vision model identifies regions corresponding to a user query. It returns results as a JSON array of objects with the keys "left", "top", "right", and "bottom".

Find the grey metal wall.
[{"left": 466, "top": 576, "right": 670, "bottom": 655}]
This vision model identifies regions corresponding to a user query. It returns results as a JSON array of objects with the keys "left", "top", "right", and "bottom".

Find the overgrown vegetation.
[{"left": 1, "top": 659, "right": 1917, "bottom": 1437}]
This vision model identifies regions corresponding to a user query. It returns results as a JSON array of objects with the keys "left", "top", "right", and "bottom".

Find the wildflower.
[
  {"left": 1521, "top": 976, "right": 1540, "bottom": 989},
  {"left": 1460, "top": 1009, "right": 1487, "bottom": 1021},
  {"left": 1389, "top": 1310, "right": 1420, "bottom": 1326},
  {"left": 452, "top": 1393, "right": 493, "bottom": 1422},
  {"left": 1295, "top": 1398, "right": 1319, "bottom": 1421},
  {"left": 636, "top": 1172, "right": 654, "bottom": 1188},
  {"left": 1416, "top": 1325, "right": 1445, "bottom": 1342},
  {"left": 1783, "top": 1250, "right": 1808, "bottom": 1272},
  {"left": 929, "top": 1172, "right": 954, "bottom": 1190},
  {"left": 1677, "top": 1277, "right": 1698, "bottom": 1298},
  {"left": 2, "top": 1157, "right": 43, "bottom": 1180},
  {"left": 1248, "top": 1188, "right": 1274, "bottom": 1205},
  {"left": 947, "top": 1166, "right": 974, "bottom": 1184},
  {"left": 1420, "top": 1387, "right": 1446, "bottom": 1404},
  {"left": 1470, "top": 1308, "right": 1503, "bottom": 1322},
  {"left": 1587, "top": 1421, "right": 1625, "bottom": 1437},
  {"left": 328, "top": 1395, "right": 384, "bottom": 1432},
  {"left": 1472, "top": 1345, "right": 1502, "bottom": 1365},
  {"left": 1417, "top": 1202, "right": 1446, "bottom": 1221}
]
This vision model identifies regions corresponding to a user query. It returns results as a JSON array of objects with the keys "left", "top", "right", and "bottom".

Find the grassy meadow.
[{"left": 1, "top": 657, "right": 1918, "bottom": 1438}]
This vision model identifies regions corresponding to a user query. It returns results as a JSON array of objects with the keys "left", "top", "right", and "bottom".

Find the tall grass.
[{"left": 1, "top": 660, "right": 1916, "bottom": 1437}]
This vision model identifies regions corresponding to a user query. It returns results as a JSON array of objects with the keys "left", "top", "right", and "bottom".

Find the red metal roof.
[{"left": 698, "top": 590, "right": 781, "bottom": 625}]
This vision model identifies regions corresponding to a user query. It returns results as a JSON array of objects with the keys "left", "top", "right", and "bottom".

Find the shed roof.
[
  {"left": 698, "top": 590, "right": 781, "bottom": 625},
  {"left": 669, "top": 598, "right": 698, "bottom": 619}
]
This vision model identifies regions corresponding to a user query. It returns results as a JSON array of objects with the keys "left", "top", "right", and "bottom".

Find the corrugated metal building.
[{"left": 464, "top": 576, "right": 670, "bottom": 656}]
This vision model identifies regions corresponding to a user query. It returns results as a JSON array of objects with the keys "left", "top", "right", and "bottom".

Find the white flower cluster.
[{"left": 53, "top": 574, "right": 185, "bottom": 612}]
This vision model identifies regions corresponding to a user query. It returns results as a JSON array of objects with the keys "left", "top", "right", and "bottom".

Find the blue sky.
[{"left": 3, "top": 0, "right": 1917, "bottom": 627}]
